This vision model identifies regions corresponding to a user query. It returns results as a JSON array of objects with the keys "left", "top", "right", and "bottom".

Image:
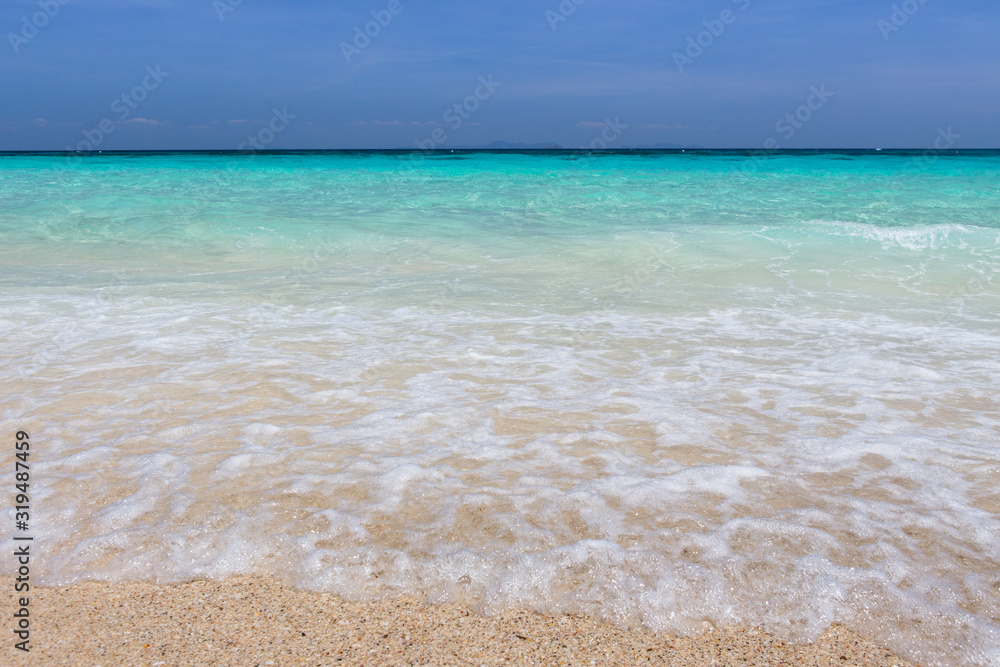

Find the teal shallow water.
[{"left": 1, "top": 152, "right": 999, "bottom": 665}]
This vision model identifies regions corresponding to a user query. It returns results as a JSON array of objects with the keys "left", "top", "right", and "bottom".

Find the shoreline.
[{"left": 3, "top": 576, "right": 917, "bottom": 666}]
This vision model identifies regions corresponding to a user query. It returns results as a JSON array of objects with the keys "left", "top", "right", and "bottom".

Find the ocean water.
[{"left": 1, "top": 150, "right": 999, "bottom": 665}]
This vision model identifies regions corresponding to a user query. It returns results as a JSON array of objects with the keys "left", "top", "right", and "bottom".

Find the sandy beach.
[{"left": 3, "top": 577, "right": 917, "bottom": 666}]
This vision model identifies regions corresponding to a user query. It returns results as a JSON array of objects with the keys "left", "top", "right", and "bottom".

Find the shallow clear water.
[{"left": 1, "top": 151, "right": 999, "bottom": 665}]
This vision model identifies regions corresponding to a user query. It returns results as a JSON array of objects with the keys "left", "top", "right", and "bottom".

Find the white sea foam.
[
  {"left": 813, "top": 220, "right": 985, "bottom": 250},
  {"left": 2, "top": 288, "right": 999, "bottom": 666}
]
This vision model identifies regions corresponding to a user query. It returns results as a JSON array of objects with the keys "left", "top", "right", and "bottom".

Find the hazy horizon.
[{"left": 2, "top": 1, "right": 998, "bottom": 151}]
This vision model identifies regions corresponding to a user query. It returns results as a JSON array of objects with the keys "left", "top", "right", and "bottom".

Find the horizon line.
[{"left": 1, "top": 148, "right": 996, "bottom": 155}]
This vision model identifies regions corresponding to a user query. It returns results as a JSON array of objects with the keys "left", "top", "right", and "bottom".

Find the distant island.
[
  {"left": 485, "top": 141, "right": 565, "bottom": 149},
  {"left": 413, "top": 141, "right": 705, "bottom": 150}
]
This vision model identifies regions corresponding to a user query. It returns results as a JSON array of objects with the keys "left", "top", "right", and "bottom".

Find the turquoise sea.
[{"left": 1, "top": 151, "right": 999, "bottom": 665}]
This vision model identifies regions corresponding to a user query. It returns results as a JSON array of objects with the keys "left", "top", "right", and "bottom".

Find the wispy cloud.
[
  {"left": 367, "top": 120, "right": 440, "bottom": 127},
  {"left": 642, "top": 124, "right": 692, "bottom": 130}
]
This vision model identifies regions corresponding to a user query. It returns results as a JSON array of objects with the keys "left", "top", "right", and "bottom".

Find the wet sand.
[{"left": 3, "top": 576, "right": 917, "bottom": 666}]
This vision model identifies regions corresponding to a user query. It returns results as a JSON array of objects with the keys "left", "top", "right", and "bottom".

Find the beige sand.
[{"left": 3, "top": 577, "right": 917, "bottom": 666}]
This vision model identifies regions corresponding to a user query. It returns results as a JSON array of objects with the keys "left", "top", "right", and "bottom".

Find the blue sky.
[{"left": 1, "top": 0, "right": 997, "bottom": 150}]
